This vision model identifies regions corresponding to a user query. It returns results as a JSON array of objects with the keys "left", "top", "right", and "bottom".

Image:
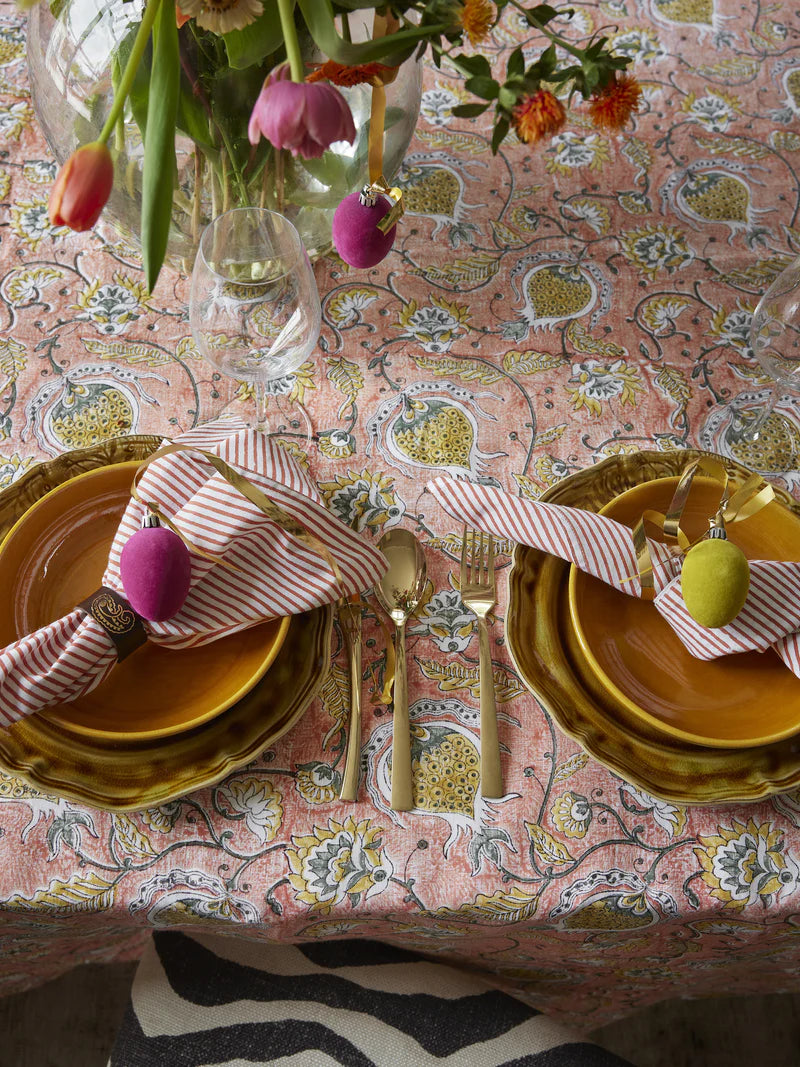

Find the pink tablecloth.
[{"left": 1, "top": 0, "right": 800, "bottom": 1029}]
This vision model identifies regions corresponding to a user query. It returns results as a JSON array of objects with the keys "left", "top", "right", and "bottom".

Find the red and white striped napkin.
[
  {"left": 427, "top": 477, "right": 800, "bottom": 679},
  {"left": 0, "top": 420, "right": 386, "bottom": 726}
]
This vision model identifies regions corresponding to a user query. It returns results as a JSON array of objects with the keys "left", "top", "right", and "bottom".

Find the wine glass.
[
  {"left": 736, "top": 254, "right": 800, "bottom": 468},
  {"left": 190, "top": 207, "right": 321, "bottom": 435}
]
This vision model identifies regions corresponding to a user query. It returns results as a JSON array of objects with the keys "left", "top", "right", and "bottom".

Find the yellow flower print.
[
  {"left": 318, "top": 429, "right": 356, "bottom": 460},
  {"left": 545, "top": 132, "right": 611, "bottom": 176},
  {"left": 394, "top": 296, "right": 472, "bottom": 354},
  {"left": 619, "top": 225, "right": 694, "bottom": 281},
  {"left": 286, "top": 816, "right": 393, "bottom": 914},
  {"left": 73, "top": 273, "right": 149, "bottom": 335},
  {"left": 325, "top": 287, "right": 378, "bottom": 328},
  {"left": 567, "top": 359, "right": 644, "bottom": 416},
  {"left": 0, "top": 101, "right": 33, "bottom": 142},
  {"left": 533, "top": 454, "right": 570, "bottom": 486},
  {"left": 0, "top": 170, "right": 9, "bottom": 201},
  {"left": 295, "top": 762, "right": 341, "bottom": 805},
  {"left": 681, "top": 89, "right": 742, "bottom": 133},
  {"left": 0, "top": 452, "right": 33, "bottom": 489},
  {"left": 216, "top": 776, "right": 283, "bottom": 846},
  {"left": 141, "top": 803, "right": 182, "bottom": 834},
  {"left": 695, "top": 819, "right": 800, "bottom": 910},
  {"left": 319, "top": 468, "right": 405, "bottom": 532},
  {"left": 551, "top": 792, "right": 592, "bottom": 839},
  {"left": 10, "top": 198, "right": 69, "bottom": 252}
]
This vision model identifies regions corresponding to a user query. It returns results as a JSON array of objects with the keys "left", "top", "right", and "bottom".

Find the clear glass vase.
[{"left": 27, "top": 0, "right": 422, "bottom": 266}]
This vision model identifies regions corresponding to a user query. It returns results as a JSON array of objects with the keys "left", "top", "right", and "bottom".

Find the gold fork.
[{"left": 460, "top": 528, "right": 502, "bottom": 798}]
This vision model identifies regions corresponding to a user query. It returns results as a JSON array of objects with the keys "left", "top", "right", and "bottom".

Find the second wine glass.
[{"left": 190, "top": 207, "right": 321, "bottom": 435}]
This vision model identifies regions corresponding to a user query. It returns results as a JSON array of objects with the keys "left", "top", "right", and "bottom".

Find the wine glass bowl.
[{"left": 190, "top": 208, "right": 321, "bottom": 433}]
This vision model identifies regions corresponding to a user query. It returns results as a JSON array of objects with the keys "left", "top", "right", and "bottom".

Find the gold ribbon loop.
[
  {"left": 130, "top": 443, "right": 345, "bottom": 594},
  {"left": 627, "top": 457, "right": 775, "bottom": 598}
]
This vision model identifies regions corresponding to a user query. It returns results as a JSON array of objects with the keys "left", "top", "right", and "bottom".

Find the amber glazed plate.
[
  {"left": 0, "top": 460, "right": 290, "bottom": 741},
  {"left": 0, "top": 437, "right": 332, "bottom": 810},
  {"left": 568, "top": 476, "right": 800, "bottom": 748},
  {"left": 507, "top": 450, "right": 800, "bottom": 804}
]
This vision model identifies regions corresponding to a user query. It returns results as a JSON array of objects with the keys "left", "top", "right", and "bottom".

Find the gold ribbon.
[
  {"left": 366, "top": 12, "right": 405, "bottom": 235},
  {"left": 130, "top": 443, "right": 344, "bottom": 593},
  {"left": 631, "top": 456, "right": 774, "bottom": 600}
]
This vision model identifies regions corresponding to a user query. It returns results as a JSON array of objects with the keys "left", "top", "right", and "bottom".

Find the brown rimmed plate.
[
  {"left": 507, "top": 449, "right": 800, "bottom": 804},
  {"left": 0, "top": 436, "right": 331, "bottom": 810}
]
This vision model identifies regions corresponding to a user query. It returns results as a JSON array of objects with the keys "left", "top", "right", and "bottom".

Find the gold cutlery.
[
  {"left": 374, "top": 529, "right": 427, "bottom": 812},
  {"left": 460, "top": 528, "right": 502, "bottom": 798},
  {"left": 339, "top": 596, "right": 362, "bottom": 802}
]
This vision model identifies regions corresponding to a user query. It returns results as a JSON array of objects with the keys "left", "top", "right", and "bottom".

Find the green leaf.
[
  {"left": 141, "top": 0, "right": 179, "bottom": 293},
  {"left": 507, "top": 46, "right": 524, "bottom": 80},
  {"left": 451, "top": 103, "right": 490, "bottom": 118},
  {"left": 452, "top": 54, "right": 492, "bottom": 79},
  {"left": 223, "top": 0, "right": 284, "bottom": 69},
  {"left": 296, "top": 0, "right": 443, "bottom": 65},
  {"left": 451, "top": 102, "right": 491, "bottom": 120},
  {"left": 491, "top": 117, "right": 510, "bottom": 155},
  {"left": 465, "top": 75, "right": 499, "bottom": 100},
  {"left": 528, "top": 4, "right": 562, "bottom": 24},
  {"left": 498, "top": 85, "right": 518, "bottom": 110}
]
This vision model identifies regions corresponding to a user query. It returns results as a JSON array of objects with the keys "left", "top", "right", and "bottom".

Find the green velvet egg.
[{"left": 680, "top": 538, "right": 750, "bottom": 629}]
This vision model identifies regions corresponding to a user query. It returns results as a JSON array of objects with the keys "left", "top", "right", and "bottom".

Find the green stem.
[
  {"left": 98, "top": 0, "right": 163, "bottom": 144},
  {"left": 277, "top": 0, "right": 305, "bottom": 81},
  {"left": 508, "top": 0, "right": 584, "bottom": 60},
  {"left": 341, "top": 10, "right": 351, "bottom": 42}
]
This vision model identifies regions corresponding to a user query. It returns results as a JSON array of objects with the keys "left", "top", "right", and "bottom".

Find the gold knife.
[{"left": 339, "top": 597, "right": 362, "bottom": 802}]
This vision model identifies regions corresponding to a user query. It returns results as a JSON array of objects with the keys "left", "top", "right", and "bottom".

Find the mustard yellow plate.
[
  {"left": 507, "top": 449, "right": 800, "bottom": 804},
  {"left": 0, "top": 437, "right": 332, "bottom": 810},
  {"left": 568, "top": 476, "right": 800, "bottom": 748},
  {"left": 0, "top": 460, "right": 290, "bottom": 741}
]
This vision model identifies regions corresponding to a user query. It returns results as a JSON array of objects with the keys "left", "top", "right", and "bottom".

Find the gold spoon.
[{"left": 375, "top": 529, "right": 427, "bottom": 812}]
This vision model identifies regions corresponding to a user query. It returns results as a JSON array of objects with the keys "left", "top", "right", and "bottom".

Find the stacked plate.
[
  {"left": 507, "top": 449, "right": 800, "bottom": 804},
  {"left": 0, "top": 437, "right": 332, "bottom": 811}
]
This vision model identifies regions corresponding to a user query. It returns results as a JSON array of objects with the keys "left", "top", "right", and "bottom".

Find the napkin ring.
[{"left": 76, "top": 586, "right": 147, "bottom": 662}]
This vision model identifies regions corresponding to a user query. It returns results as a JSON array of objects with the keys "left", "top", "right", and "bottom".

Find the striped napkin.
[
  {"left": 427, "top": 477, "right": 800, "bottom": 679},
  {"left": 0, "top": 420, "right": 386, "bottom": 727}
]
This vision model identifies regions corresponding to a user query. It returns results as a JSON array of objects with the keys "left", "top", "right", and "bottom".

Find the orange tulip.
[{"left": 48, "top": 142, "right": 114, "bottom": 232}]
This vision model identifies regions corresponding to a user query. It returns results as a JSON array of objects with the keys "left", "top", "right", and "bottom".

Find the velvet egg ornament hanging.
[
  {"left": 680, "top": 524, "right": 750, "bottom": 630},
  {"left": 332, "top": 186, "right": 397, "bottom": 269},
  {"left": 119, "top": 513, "right": 192, "bottom": 622}
]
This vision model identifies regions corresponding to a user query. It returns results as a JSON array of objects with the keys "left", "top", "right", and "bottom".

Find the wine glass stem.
[{"left": 254, "top": 382, "right": 270, "bottom": 433}]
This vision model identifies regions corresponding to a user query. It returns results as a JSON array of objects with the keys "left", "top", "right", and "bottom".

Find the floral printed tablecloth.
[{"left": 2, "top": 0, "right": 800, "bottom": 1031}]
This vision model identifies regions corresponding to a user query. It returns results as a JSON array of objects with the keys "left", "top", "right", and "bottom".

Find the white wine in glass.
[{"left": 190, "top": 207, "right": 321, "bottom": 435}]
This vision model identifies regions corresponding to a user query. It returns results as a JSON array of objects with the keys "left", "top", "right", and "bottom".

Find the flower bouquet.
[{"left": 30, "top": 0, "right": 640, "bottom": 290}]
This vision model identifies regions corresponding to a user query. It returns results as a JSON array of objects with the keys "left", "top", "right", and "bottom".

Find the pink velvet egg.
[
  {"left": 332, "top": 192, "right": 396, "bottom": 268},
  {"left": 119, "top": 526, "right": 192, "bottom": 622}
]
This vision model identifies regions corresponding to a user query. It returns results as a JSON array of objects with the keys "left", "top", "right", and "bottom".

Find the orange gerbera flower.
[
  {"left": 306, "top": 60, "right": 398, "bottom": 87},
  {"left": 459, "top": 0, "right": 495, "bottom": 45},
  {"left": 512, "top": 89, "right": 566, "bottom": 145},
  {"left": 588, "top": 73, "right": 642, "bottom": 132}
]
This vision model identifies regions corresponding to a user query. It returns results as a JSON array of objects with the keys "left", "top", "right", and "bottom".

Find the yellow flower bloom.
[
  {"left": 551, "top": 791, "right": 592, "bottom": 839},
  {"left": 695, "top": 818, "right": 799, "bottom": 910},
  {"left": 287, "top": 816, "right": 393, "bottom": 914},
  {"left": 458, "top": 0, "right": 495, "bottom": 44}
]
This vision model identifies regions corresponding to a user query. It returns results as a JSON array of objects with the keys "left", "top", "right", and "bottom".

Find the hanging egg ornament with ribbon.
[
  {"left": 119, "top": 512, "right": 192, "bottom": 622},
  {"left": 333, "top": 184, "right": 397, "bottom": 269},
  {"left": 680, "top": 518, "right": 751, "bottom": 629}
]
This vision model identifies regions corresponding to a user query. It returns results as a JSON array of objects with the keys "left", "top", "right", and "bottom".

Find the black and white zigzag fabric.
[{"left": 108, "top": 931, "right": 634, "bottom": 1067}]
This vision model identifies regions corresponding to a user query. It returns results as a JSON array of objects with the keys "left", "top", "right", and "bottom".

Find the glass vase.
[{"left": 27, "top": 0, "right": 422, "bottom": 266}]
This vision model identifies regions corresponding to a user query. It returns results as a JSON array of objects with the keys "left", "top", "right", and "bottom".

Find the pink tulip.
[
  {"left": 48, "top": 142, "right": 114, "bottom": 232},
  {"left": 248, "top": 66, "right": 356, "bottom": 159}
]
